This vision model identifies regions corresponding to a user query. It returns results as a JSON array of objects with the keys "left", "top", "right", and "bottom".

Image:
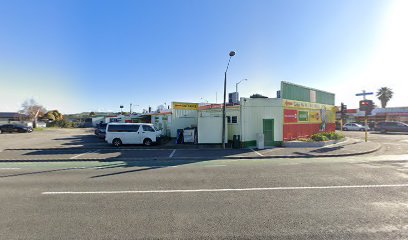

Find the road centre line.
[
  {"left": 250, "top": 148, "right": 263, "bottom": 157},
  {"left": 42, "top": 183, "right": 408, "bottom": 195},
  {"left": 169, "top": 149, "right": 176, "bottom": 158},
  {"left": 70, "top": 150, "right": 99, "bottom": 159}
]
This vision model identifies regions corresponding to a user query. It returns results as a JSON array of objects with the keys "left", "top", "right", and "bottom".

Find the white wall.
[
  {"left": 226, "top": 108, "right": 240, "bottom": 141},
  {"left": 240, "top": 98, "right": 283, "bottom": 144},
  {"left": 170, "top": 109, "right": 198, "bottom": 137},
  {"left": 197, "top": 108, "right": 239, "bottom": 143},
  {"left": 197, "top": 116, "right": 226, "bottom": 143},
  {"left": 92, "top": 117, "right": 105, "bottom": 126}
]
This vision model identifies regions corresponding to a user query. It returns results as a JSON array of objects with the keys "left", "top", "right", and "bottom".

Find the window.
[
  {"left": 108, "top": 124, "right": 139, "bottom": 132},
  {"left": 227, "top": 116, "right": 238, "bottom": 124},
  {"left": 128, "top": 125, "right": 140, "bottom": 132},
  {"left": 142, "top": 125, "right": 155, "bottom": 132}
]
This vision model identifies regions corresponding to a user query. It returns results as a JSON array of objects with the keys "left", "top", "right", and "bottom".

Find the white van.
[{"left": 105, "top": 123, "right": 162, "bottom": 147}]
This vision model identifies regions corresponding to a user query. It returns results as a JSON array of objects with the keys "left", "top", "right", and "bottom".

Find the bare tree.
[{"left": 20, "top": 98, "right": 47, "bottom": 127}]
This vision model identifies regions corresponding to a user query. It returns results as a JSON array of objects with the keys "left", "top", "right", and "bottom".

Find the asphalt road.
[
  {"left": 1, "top": 129, "right": 408, "bottom": 239},
  {"left": 343, "top": 131, "right": 408, "bottom": 155},
  {"left": 1, "top": 155, "right": 408, "bottom": 239}
]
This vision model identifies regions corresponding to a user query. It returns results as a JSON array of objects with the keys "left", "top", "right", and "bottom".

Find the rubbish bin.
[
  {"left": 233, "top": 135, "right": 241, "bottom": 149},
  {"left": 256, "top": 133, "right": 264, "bottom": 150},
  {"left": 176, "top": 129, "right": 184, "bottom": 144}
]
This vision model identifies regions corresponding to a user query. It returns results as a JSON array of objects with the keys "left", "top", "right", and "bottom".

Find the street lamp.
[
  {"left": 200, "top": 97, "right": 209, "bottom": 103},
  {"left": 222, "top": 51, "right": 236, "bottom": 149},
  {"left": 130, "top": 103, "right": 140, "bottom": 114},
  {"left": 236, "top": 78, "right": 248, "bottom": 94}
]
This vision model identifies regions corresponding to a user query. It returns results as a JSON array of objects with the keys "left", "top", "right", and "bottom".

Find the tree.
[
  {"left": 44, "top": 110, "right": 63, "bottom": 121},
  {"left": 89, "top": 112, "right": 96, "bottom": 117},
  {"left": 376, "top": 87, "right": 393, "bottom": 108},
  {"left": 250, "top": 93, "right": 268, "bottom": 98},
  {"left": 20, "top": 98, "right": 47, "bottom": 125}
]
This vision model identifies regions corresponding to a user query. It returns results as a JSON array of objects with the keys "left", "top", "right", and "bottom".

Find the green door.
[{"left": 263, "top": 119, "right": 274, "bottom": 146}]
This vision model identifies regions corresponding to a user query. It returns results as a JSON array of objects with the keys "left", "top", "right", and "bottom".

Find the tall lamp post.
[
  {"left": 236, "top": 78, "right": 248, "bottom": 94},
  {"left": 222, "top": 51, "right": 236, "bottom": 149}
]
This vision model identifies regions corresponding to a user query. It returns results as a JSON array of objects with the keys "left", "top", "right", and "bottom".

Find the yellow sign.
[
  {"left": 283, "top": 99, "right": 336, "bottom": 124},
  {"left": 172, "top": 102, "right": 198, "bottom": 110},
  {"left": 309, "top": 110, "right": 321, "bottom": 123}
]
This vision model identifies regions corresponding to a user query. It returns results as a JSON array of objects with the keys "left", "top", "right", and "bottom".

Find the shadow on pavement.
[
  {"left": 310, "top": 146, "right": 344, "bottom": 153},
  {"left": 0, "top": 148, "right": 253, "bottom": 178}
]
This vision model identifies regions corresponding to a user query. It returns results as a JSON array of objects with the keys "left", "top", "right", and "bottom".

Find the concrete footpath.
[{"left": 0, "top": 138, "right": 381, "bottom": 162}]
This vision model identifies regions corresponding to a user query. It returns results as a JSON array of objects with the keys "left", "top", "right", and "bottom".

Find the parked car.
[
  {"left": 374, "top": 121, "right": 408, "bottom": 133},
  {"left": 105, "top": 123, "right": 162, "bottom": 147},
  {"left": 0, "top": 124, "right": 33, "bottom": 133},
  {"left": 342, "top": 123, "right": 369, "bottom": 131},
  {"left": 94, "top": 123, "right": 107, "bottom": 139}
]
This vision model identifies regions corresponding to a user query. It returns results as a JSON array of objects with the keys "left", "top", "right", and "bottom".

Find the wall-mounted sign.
[
  {"left": 298, "top": 111, "right": 309, "bottom": 122},
  {"left": 284, "top": 109, "right": 298, "bottom": 123},
  {"left": 309, "top": 110, "right": 321, "bottom": 123},
  {"left": 172, "top": 102, "right": 198, "bottom": 110}
]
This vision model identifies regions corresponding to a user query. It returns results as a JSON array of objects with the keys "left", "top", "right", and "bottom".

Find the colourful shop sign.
[
  {"left": 284, "top": 109, "right": 298, "bottom": 123},
  {"left": 298, "top": 111, "right": 309, "bottom": 122},
  {"left": 172, "top": 102, "right": 198, "bottom": 110}
]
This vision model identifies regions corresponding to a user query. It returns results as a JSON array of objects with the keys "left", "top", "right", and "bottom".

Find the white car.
[
  {"left": 105, "top": 123, "right": 162, "bottom": 147},
  {"left": 342, "top": 123, "right": 369, "bottom": 131}
]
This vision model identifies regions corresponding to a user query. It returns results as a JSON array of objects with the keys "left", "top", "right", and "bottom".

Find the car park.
[
  {"left": 342, "top": 123, "right": 369, "bottom": 131},
  {"left": 0, "top": 124, "right": 33, "bottom": 133},
  {"left": 105, "top": 123, "right": 162, "bottom": 147},
  {"left": 374, "top": 121, "right": 408, "bottom": 133}
]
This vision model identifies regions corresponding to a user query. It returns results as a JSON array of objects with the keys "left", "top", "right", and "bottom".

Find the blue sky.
[{"left": 0, "top": 0, "right": 406, "bottom": 113}]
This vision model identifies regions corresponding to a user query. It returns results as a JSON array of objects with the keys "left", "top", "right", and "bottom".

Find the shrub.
[{"left": 310, "top": 132, "right": 344, "bottom": 142}]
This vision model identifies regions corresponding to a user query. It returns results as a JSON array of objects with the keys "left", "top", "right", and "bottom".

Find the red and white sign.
[{"left": 284, "top": 109, "right": 298, "bottom": 123}]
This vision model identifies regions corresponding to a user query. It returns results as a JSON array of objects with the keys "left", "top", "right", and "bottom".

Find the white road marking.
[
  {"left": 205, "top": 165, "right": 226, "bottom": 167},
  {"left": 169, "top": 149, "right": 176, "bottom": 158},
  {"left": 0, "top": 168, "right": 21, "bottom": 170},
  {"left": 41, "top": 183, "right": 408, "bottom": 195},
  {"left": 250, "top": 148, "right": 263, "bottom": 157},
  {"left": 70, "top": 150, "right": 99, "bottom": 159}
]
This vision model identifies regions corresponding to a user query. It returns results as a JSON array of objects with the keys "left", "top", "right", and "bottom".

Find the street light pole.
[
  {"left": 235, "top": 78, "right": 248, "bottom": 94},
  {"left": 222, "top": 51, "right": 236, "bottom": 149}
]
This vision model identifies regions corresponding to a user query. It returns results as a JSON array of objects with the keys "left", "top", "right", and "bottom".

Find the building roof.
[
  {"left": 372, "top": 107, "right": 408, "bottom": 114},
  {"left": 0, "top": 112, "right": 28, "bottom": 118},
  {"left": 198, "top": 104, "right": 240, "bottom": 110}
]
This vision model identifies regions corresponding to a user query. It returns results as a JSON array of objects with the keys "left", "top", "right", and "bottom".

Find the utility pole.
[
  {"left": 356, "top": 90, "right": 374, "bottom": 143},
  {"left": 222, "top": 51, "right": 236, "bottom": 149}
]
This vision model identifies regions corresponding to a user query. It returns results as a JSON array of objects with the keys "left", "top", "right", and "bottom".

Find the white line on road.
[
  {"left": 169, "top": 149, "right": 176, "bottom": 158},
  {"left": 70, "top": 150, "right": 99, "bottom": 159},
  {"left": 204, "top": 165, "right": 226, "bottom": 167},
  {"left": 41, "top": 183, "right": 408, "bottom": 195},
  {"left": 250, "top": 148, "right": 263, "bottom": 157},
  {"left": 0, "top": 168, "right": 21, "bottom": 170}
]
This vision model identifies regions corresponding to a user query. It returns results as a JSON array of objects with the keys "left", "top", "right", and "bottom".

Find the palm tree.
[{"left": 376, "top": 87, "right": 394, "bottom": 108}]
